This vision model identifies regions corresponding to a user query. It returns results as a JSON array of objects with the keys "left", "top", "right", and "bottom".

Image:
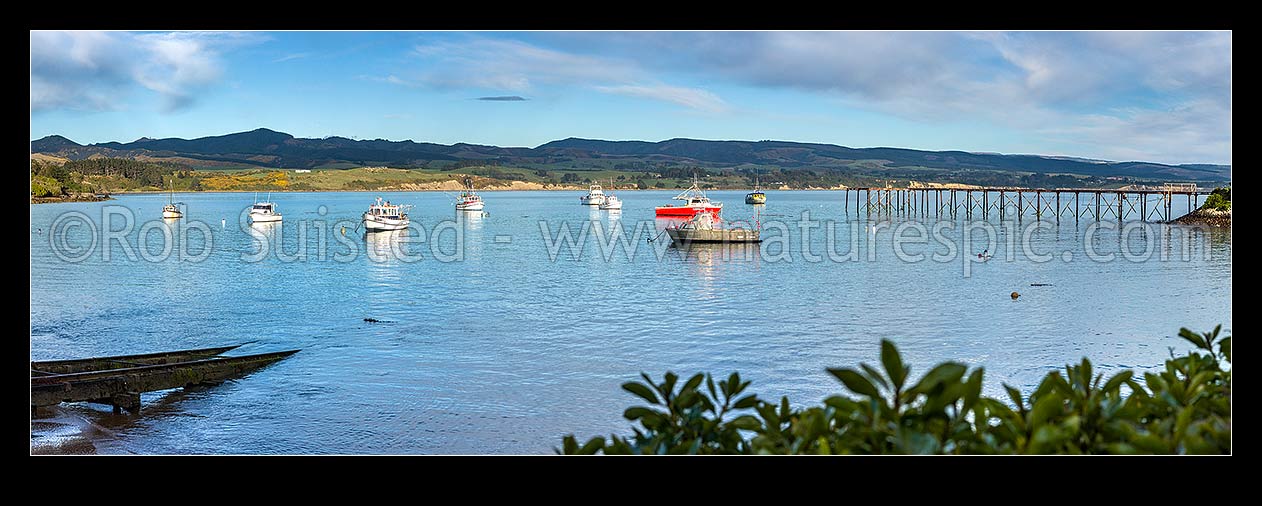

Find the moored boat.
[
  {"left": 599, "top": 179, "right": 622, "bottom": 210},
  {"left": 362, "top": 197, "right": 412, "bottom": 231},
  {"left": 580, "top": 183, "right": 606, "bottom": 206},
  {"left": 162, "top": 183, "right": 183, "bottom": 219},
  {"left": 666, "top": 211, "right": 760, "bottom": 244},
  {"left": 249, "top": 192, "right": 282, "bottom": 223},
  {"left": 746, "top": 178, "right": 767, "bottom": 204},
  {"left": 600, "top": 194, "right": 623, "bottom": 210},
  {"left": 456, "top": 178, "right": 485, "bottom": 211},
  {"left": 655, "top": 180, "right": 721, "bottom": 218},
  {"left": 162, "top": 203, "right": 183, "bottom": 219}
]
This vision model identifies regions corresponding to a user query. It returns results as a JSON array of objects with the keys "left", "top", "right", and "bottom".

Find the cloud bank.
[{"left": 30, "top": 31, "right": 263, "bottom": 113}]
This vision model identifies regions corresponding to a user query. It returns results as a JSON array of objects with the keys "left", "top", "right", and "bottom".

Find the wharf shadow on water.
[{"left": 31, "top": 386, "right": 221, "bottom": 455}]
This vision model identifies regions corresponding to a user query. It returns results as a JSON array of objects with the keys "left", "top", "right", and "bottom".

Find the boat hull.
[
  {"left": 745, "top": 193, "right": 766, "bottom": 204},
  {"left": 250, "top": 213, "right": 282, "bottom": 223},
  {"left": 363, "top": 213, "right": 410, "bottom": 231},
  {"left": 162, "top": 211, "right": 182, "bottom": 219},
  {"left": 667, "top": 228, "right": 761, "bottom": 244},
  {"left": 456, "top": 201, "right": 485, "bottom": 211},
  {"left": 655, "top": 205, "right": 722, "bottom": 217},
  {"left": 580, "top": 197, "right": 605, "bottom": 206}
]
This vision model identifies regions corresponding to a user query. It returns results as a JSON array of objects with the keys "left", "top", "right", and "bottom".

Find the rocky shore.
[
  {"left": 31, "top": 193, "right": 114, "bottom": 205},
  {"left": 1173, "top": 208, "right": 1231, "bottom": 228}
]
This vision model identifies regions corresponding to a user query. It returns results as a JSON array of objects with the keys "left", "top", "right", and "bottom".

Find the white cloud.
[
  {"left": 273, "top": 52, "right": 311, "bottom": 63},
  {"left": 595, "top": 84, "right": 728, "bottom": 113},
  {"left": 30, "top": 30, "right": 263, "bottom": 113},
  {"left": 610, "top": 31, "right": 1230, "bottom": 164},
  {"left": 1037, "top": 98, "right": 1231, "bottom": 165}
]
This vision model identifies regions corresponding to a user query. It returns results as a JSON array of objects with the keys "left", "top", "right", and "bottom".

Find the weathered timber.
[
  {"left": 31, "top": 350, "right": 299, "bottom": 412},
  {"left": 31, "top": 345, "right": 244, "bottom": 375}
]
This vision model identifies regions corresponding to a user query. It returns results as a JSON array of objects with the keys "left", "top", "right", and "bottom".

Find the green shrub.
[
  {"left": 31, "top": 175, "right": 63, "bottom": 197},
  {"left": 560, "top": 326, "right": 1230, "bottom": 455},
  {"left": 1202, "top": 187, "right": 1231, "bottom": 211}
]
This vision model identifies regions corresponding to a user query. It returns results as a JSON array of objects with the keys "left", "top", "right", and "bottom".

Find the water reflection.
[
  {"left": 459, "top": 211, "right": 485, "bottom": 231},
  {"left": 249, "top": 220, "right": 281, "bottom": 235},
  {"left": 677, "top": 242, "right": 762, "bottom": 264},
  {"left": 365, "top": 228, "right": 413, "bottom": 263},
  {"left": 454, "top": 212, "right": 483, "bottom": 262}
]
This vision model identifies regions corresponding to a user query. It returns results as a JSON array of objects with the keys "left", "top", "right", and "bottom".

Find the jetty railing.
[{"left": 839, "top": 185, "right": 1215, "bottom": 222}]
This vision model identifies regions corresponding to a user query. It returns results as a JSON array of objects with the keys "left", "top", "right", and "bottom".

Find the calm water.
[{"left": 29, "top": 190, "right": 1232, "bottom": 454}]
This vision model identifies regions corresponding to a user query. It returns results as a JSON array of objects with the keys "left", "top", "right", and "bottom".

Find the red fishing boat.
[{"left": 655, "top": 180, "right": 722, "bottom": 218}]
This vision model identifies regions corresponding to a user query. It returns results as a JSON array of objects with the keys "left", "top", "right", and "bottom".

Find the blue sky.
[{"left": 30, "top": 31, "right": 1231, "bottom": 165}]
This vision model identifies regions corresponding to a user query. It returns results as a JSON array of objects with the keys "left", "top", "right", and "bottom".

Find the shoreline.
[
  {"left": 30, "top": 195, "right": 114, "bottom": 205},
  {"left": 1173, "top": 208, "right": 1231, "bottom": 228}
]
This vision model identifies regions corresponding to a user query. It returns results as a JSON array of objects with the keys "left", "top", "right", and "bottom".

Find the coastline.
[
  {"left": 1173, "top": 208, "right": 1231, "bottom": 228},
  {"left": 30, "top": 194, "right": 114, "bottom": 205}
]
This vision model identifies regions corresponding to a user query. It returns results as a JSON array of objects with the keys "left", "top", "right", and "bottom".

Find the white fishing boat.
[
  {"left": 249, "top": 192, "right": 282, "bottom": 223},
  {"left": 599, "top": 180, "right": 622, "bottom": 210},
  {"left": 580, "top": 183, "right": 606, "bottom": 206},
  {"left": 362, "top": 197, "right": 412, "bottom": 231},
  {"left": 599, "top": 194, "right": 623, "bottom": 210},
  {"left": 456, "top": 178, "right": 484, "bottom": 211}
]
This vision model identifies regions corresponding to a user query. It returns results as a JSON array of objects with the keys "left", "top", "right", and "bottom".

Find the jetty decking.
[
  {"left": 32, "top": 346, "right": 298, "bottom": 413},
  {"left": 840, "top": 183, "right": 1213, "bottom": 222}
]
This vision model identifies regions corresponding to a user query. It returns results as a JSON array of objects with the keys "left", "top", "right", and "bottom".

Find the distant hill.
[
  {"left": 30, "top": 128, "right": 1232, "bottom": 182},
  {"left": 30, "top": 134, "right": 81, "bottom": 153}
]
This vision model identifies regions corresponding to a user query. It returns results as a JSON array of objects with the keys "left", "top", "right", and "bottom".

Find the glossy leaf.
[
  {"left": 908, "top": 363, "right": 967, "bottom": 395},
  {"left": 962, "top": 369, "right": 984, "bottom": 412},
  {"left": 622, "top": 382, "right": 660, "bottom": 405},
  {"left": 828, "top": 368, "right": 882, "bottom": 398},
  {"left": 733, "top": 394, "right": 759, "bottom": 410},
  {"left": 860, "top": 363, "right": 890, "bottom": 391},
  {"left": 881, "top": 339, "right": 908, "bottom": 390},
  {"left": 1102, "top": 371, "right": 1133, "bottom": 393}
]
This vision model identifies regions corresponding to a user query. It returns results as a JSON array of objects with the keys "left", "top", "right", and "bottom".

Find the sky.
[{"left": 29, "top": 31, "right": 1231, "bottom": 165}]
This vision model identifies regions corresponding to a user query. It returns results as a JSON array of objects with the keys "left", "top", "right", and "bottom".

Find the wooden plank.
[
  {"left": 31, "top": 350, "right": 299, "bottom": 409},
  {"left": 32, "top": 345, "right": 244, "bottom": 375}
]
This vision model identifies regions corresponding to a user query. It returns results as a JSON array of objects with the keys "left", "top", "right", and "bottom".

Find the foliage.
[
  {"left": 1202, "top": 186, "right": 1231, "bottom": 211},
  {"left": 31, "top": 175, "right": 64, "bottom": 197},
  {"left": 199, "top": 170, "right": 290, "bottom": 191},
  {"left": 31, "top": 157, "right": 184, "bottom": 192},
  {"left": 560, "top": 327, "right": 1230, "bottom": 455}
]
